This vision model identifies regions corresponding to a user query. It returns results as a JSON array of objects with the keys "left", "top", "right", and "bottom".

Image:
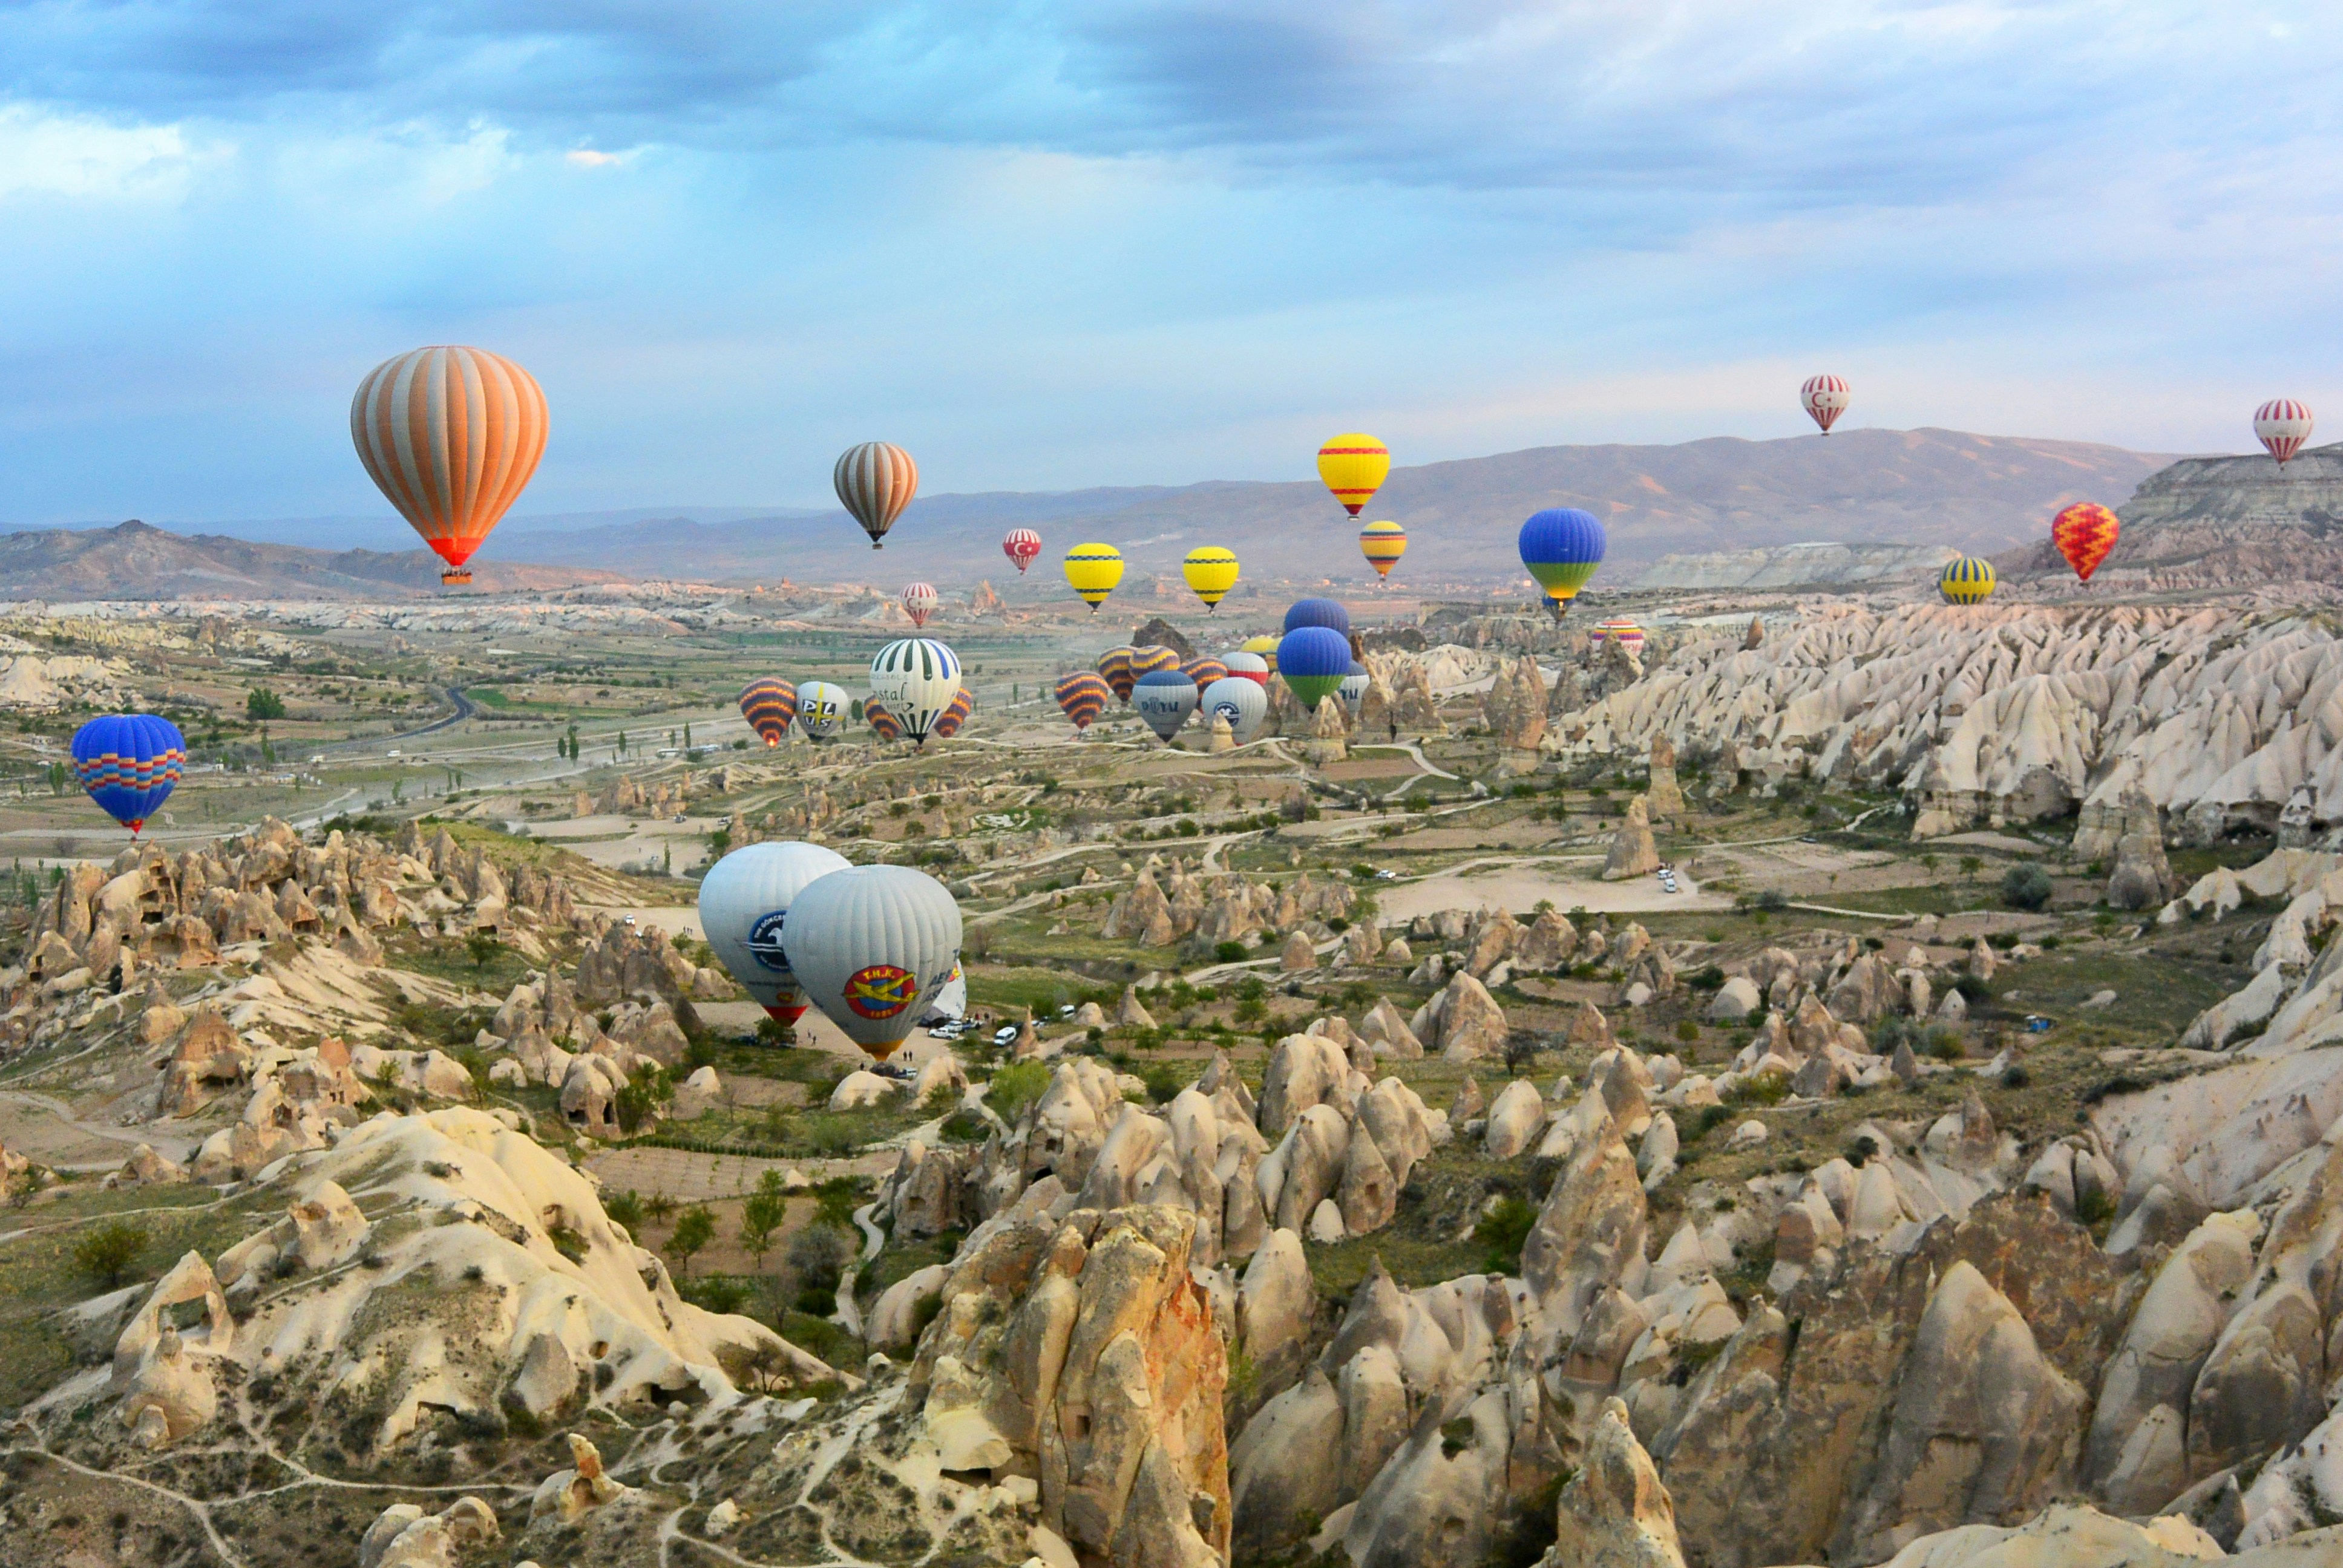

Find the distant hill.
[
  {"left": 482, "top": 428, "right": 2172, "bottom": 590},
  {"left": 0, "top": 520, "right": 620, "bottom": 600}
]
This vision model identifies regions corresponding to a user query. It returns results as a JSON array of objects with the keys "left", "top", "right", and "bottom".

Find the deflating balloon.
[
  {"left": 71, "top": 714, "right": 183, "bottom": 835},
  {"left": 1182, "top": 546, "right": 1239, "bottom": 611},
  {"left": 1181, "top": 656, "right": 1227, "bottom": 688},
  {"left": 1590, "top": 618, "right": 1645, "bottom": 658},
  {"left": 1339, "top": 661, "right": 1369, "bottom": 717},
  {"left": 868, "top": 638, "right": 962, "bottom": 746},
  {"left": 1222, "top": 650, "right": 1269, "bottom": 685},
  {"left": 1002, "top": 528, "right": 1042, "bottom": 573},
  {"left": 1199, "top": 676, "right": 1267, "bottom": 745},
  {"left": 1938, "top": 556, "right": 1997, "bottom": 605},
  {"left": 1129, "top": 646, "right": 1181, "bottom": 682},
  {"left": 1097, "top": 647, "right": 1138, "bottom": 704},
  {"left": 900, "top": 581, "right": 938, "bottom": 629},
  {"left": 865, "top": 699, "right": 903, "bottom": 741},
  {"left": 1133, "top": 668, "right": 1199, "bottom": 742},
  {"left": 1519, "top": 508, "right": 1606, "bottom": 616},
  {"left": 2050, "top": 503, "right": 2120, "bottom": 584},
  {"left": 836, "top": 442, "right": 918, "bottom": 549},
  {"left": 1064, "top": 543, "right": 1124, "bottom": 612},
  {"left": 796, "top": 681, "right": 850, "bottom": 740},
  {"left": 1317, "top": 432, "right": 1390, "bottom": 517},
  {"left": 930, "top": 686, "right": 974, "bottom": 739},
  {"left": 1359, "top": 520, "right": 1406, "bottom": 579},
  {"left": 1055, "top": 671, "right": 1110, "bottom": 730},
  {"left": 1800, "top": 374, "right": 1850, "bottom": 434},
  {"left": 2256, "top": 400, "right": 2315, "bottom": 465},
  {"left": 350, "top": 345, "right": 548, "bottom": 586},
  {"left": 1277, "top": 626, "right": 1351, "bottom": 710},
  {"left": 1283, "top": 597, "right": 1351, "bottom": 637},
  {"left": 698, "top": 841, "right": 853, "bottom": 1025},
  {"left": 738, "top": 678, "right": 799, "bottom": 746},
  {"left": 1241, "top": 634, "right": 1279, "bottom": 673},
  {"left": 784, "top": 865, "right": 964, "bottom": 1060}
]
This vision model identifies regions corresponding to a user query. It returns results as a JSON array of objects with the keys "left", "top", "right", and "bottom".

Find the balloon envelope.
[
  {"left": 2051, "top": 503, "right": 2120, "bottom": 584},
  {"left": 796, "top": 681, "right": 850, "bottom": 739},
  {"left": 785, "top": 866, "right": 964, "bottom": 1060},
  {"left": 1181, "top": 656, "right": 1228, "bottom": 688},
  {"left": 2256, "top": 399, "right": 2314, "bottom": 465},
  {"left": 1339, "top": 661, "right": 1369, "bottom": 716},
  {"left": 1097, "top": 646, "right": 1138, "bottom": 703},
  {"left": 71, "top": 714, "right": 184, "bottom": 834},
  {"left": 868, "top": 638, "right": 962, "bottom": 745},
  {"left": 1064, "top": 543, "right": 1124, "bottom": 612},
  {"left": 351, "top": 345, "right": 547, "bottom": 584},
  {"left": 1200, "top": 676, "right": 1267, "bottom": 744},
  {"left": 1317, "top": 432, "right": 1390, "bottom": 517},
  {"left": 698, "top": 841, "right": 853, "bottom": 1024},
  {"left": 1241, "top": 634, "right": 1279, "bottom": 673},
  {"left": 1590, "top": 619, "right": 1645, "bottom": 658},
  {"left": 1359, "top": 520, "right": 1406, "bottom": 578},
  {"left": 1519, "top": 508, "right": 1606, "bottom": 612},
  {"left": 1129, "top": 646, "right": 1181, "bottom": 682},
  {"left": 900, "top": 582, "right": 938, "bottom": 628},
  {"left": 1182, "top": 546, "right": 1239, "bottom": 610},
  {"left": 1055, "top": 671, "right": 1110, "bottom": 730},
  {"left": 1002, "top": 528, "right": 1042, "bottom": 573},
  {"left": 930, "top": 685, "right": 975, "bottom": 739},
  {"left": 1278, "top": 626, "right": 1351, "bottom": 709},
  {"left": 1222, "top": 650, "right": 1270, "bottom": 685},
  {"left": 1800, "top": 374, "right": 1850, "bottom": 434},
  {"left": 1283, "top": 597, "right": 1351, "bottom": 636},
  {"left": 1939, "top": 556, "right": 1997, "bottom": 604},
  {"left": 738, "top": 678, "right": 798, "bottom": 746},
  {"left": 1133, "top": 669, "right": 1199, "bottom": 742},
  {"left": 865, "top": 699, "right": 903, "bottom": 741},
  {"left": 836, "top": 442, "right": 918, "bottom": 548}
]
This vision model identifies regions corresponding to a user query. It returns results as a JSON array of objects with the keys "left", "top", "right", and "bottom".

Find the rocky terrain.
[{"left": 0, "top": 520, "right": 623, "bottom": 601}]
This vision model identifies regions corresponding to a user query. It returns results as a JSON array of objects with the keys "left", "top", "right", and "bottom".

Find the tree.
[
  {"left": 741, "top": 1171, "right": 788, "bottom": 1269},
  {"left": 465, "top": 931, "right": 502, "bottom": 969},
  {"left": 666, "top": 1204, "right": 715, "bottom": 1276},
  {"left": 617, "top": 731, "right": 628, "bottom": 756},
  {"left": 245, "top": 687, "right": 286, "bottom": 720},
  {"left": 683, "top": 723, "right": 692, "bottom": 748},
  {"left": 2001, "top": 864, "right": 2054, "bottom": 911},
  {"left": 1959, "top": 855, "right": 1984, "bottom": 883},
  {"left": 74, "top": 1220, "right": 149, "bottom": 1287}
]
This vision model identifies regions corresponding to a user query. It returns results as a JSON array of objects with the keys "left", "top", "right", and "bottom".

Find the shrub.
[
  {"left": 604, "top": 1189, "right": 645, "bottom": 1232},
  {"left": 1674, "top": 1019, "right": 1700, "bottom": 1044},
  {"left": 1953, "top": 974, "right": 1990, "bottom": 1004},
  {"left": 74, "top": 1221, "right": 149, "bottom": 1287},
  {"left": 1754, "top": 889, "right": 1789, "bottom": 912},
  {"left": 1473, "top": 1197, "right": 1538, "bottom": 1274},
  {"left": 984, "top": 1060, "right": 1051, "bottom": 1121},
  {"left": 2001, "top": 864, "right": 2054, "bottom": 911},
  {"left": 1214, "top": 941, "right": 1247, "bottom": 962}
]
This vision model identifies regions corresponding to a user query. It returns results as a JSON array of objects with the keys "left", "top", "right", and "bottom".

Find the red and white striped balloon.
[
  {"left": 1001, "top": 529, "right": 1041, "bottom": 574},
  {"left": 2255, "top": 399, "right": 2315, "bottom": 465},
  {"left": 1800, "top": 374, "right": 1850, "bottom": 434},
  {"left": 900, "top": 582, "right": 938, "bottom": 629}
]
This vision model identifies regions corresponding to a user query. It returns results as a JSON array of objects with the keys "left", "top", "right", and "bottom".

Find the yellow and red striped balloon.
[
  {"left": 2051, "top": 503, "right": 2120, "bottom": 584},
  {"left": 1317, "top": 433, "right": 1390, "bottom": 517},
  {"left": 350, "top": 346, "right": 548, "bottom": 586},
  {"left": 1181, "top": 656, "right": 1228, "bottom": 688}
]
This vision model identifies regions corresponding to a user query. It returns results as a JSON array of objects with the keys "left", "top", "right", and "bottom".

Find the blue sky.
[{"left": 2, "top": 1, "right": 2338, "bottom": 528}]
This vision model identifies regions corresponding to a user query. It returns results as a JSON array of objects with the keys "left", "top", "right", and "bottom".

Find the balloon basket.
[{"left": 441, "top": 569, "right": 473, "bottom": 586}]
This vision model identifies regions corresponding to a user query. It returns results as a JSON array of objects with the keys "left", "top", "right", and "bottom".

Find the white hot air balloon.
[
  {"left": 1339, "top": 662, "right": 1370, "bottom": 717},
  {"left": 795, "top": 681, "right": 850, "bottom": 740},
  {"left": 1199, "top": 675, "right": 1267, "bottom": 745},
  {"left": 2256, "top": 399, "right": 2315, "bottom": 465},
  {"left": 784, "top": 865, "right": 964, "bottom": 1060},
  {"left": 697, "top": 841, "right": 853, "bottom": 1028},
  {"left": 868, "top": 638, "right": 962, "bottom": 747},
  {"left": 1132, "top": 668, "right": 1199, "bottom": 743}
]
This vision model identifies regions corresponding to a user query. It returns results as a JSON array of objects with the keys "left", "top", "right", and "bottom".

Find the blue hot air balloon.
[
  {"left": 71, "top": 714, "right": 185, "bottom": 835},
  {"left": 1283, "top": 597, "right": 1351, "bottom": 638},
  {"left": 1278, "top": 626, "right": 1352, "bottom": 710},
  {"left": 1519, "top": 508, "right": 1607, "bottom": 616}
]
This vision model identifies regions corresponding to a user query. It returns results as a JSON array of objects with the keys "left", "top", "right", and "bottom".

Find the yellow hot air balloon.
[
  {"left": 1358, "top": 520, "right": 1406, "bottom": 579},
  {"left": 1182, "top": 546, "right": 1239, "bottom": 612},
  {"left": 1317, "top": 432, "right": 1390, "bottom": 518},
  {"left": 1241, "top": 633, "right": 1279, "bottom": 673},
  {"left": 1064, "top": 543, "right": 1124, "bottom": 613},
  {"left": 1938, "top": 556, "right": 1997, "bottom": 605}
]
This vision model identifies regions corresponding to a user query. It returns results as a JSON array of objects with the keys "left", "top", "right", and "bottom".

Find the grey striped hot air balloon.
[
  {"left": 835, "top": 441, "right": 918, "bottom": 549},
  {"left": 784, "top": 865, "right": 963, "bottom": 1059}
]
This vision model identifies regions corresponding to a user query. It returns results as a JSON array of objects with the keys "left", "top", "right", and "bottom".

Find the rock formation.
[{"left": 1604, "top": 795, "right": 1662, "bottom": 880}]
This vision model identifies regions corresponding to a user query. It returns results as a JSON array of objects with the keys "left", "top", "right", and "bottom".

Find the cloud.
[
  {"left": 0, "top": 102, "right": 215, "bottom": 200},
  {"left": 565, "top": 147, "right": 625, "bottom": 167}
]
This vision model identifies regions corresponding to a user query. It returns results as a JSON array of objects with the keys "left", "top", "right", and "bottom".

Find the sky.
[{"left": 2, "top": 1, "right": 2340, "bottom": 530}]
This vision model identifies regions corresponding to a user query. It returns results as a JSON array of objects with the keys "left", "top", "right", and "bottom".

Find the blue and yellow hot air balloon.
[
  {"left": 1182, "top": 546, "right": 1239, "bottom": 612},
  {"left": 1519, "top": 508, "right": 1606, "bottom": 616},
  {"left": 1359, "top": 520, "right": 1406, "bottom": 580},
  {"left": 1278, "top": 626, "right": 1352, "bottom": 710},
  {"left": 1064, "top": 543, "right": 1124, "bottom": 613},
  {"left": 1938, "top": 557, "right": 1997, "bottom": 605},
  {"left": 71, "top": 714, "right": 185, "bottom": 835}
]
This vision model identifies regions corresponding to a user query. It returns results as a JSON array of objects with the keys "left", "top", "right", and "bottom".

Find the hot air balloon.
[
  {"left": 1181, "top": 656, "right": 1228, "bottom": 689},
  {"left": 796, "top": 681, "right": 850, "bottom": 740},
  {"left": 1002, "top": 528, "right": 1042, "bottom": 573},
  {"left": 1133, "top": 668, "right": 1199, "bottom": 742},
  {"left": 2051, "top": 503, "right": 2120, "bottom": 585},
  {"left": 350, "top": 346, "right": 548, "bottom": 585},
  {"left": 1278, "top": 626, "right": 1351, "bottom": 710},
  {"left": 1938, "top": 557, "right": 1997, "bottom": 605},
  {"left": 2256, "top": 400, "right": 2315, "bottom": 465},
  {"left": 1283, "top": 597, "right": 1351, "bottom": 637},
  {"left": 900, "top": 582, "right": 938, "bottom": 629},
  {"left": 836, "top": 442, "right": 917, "bottom": 548},
  {"left": 1129, "top": 645, "right": 1181, "bottom": 685},
  {"left": 1182, "top": 546, "right": 1239, "bottom": 612},
  {"left": 1359, "top": 520, "right": 1407, "bottom": 579},
  {"left": 70, "top": 714, "right": 183, "bottom": 836},
  {"left": 1097, "top": 647, "right": 1138, "bottom": 704},
  {"left": 1200, "top": 676, "right": 1267, "bottom": 745},
  {"left": 1317, "top": 433, "right": 1390, "bottom": 517},
  {"left": 1223, "top": 650, "right": 1270, "bottom": 685},
  {"left": 784, "top": 865, "right": 964, "bottom": 1060},
  {"left": 1800, "top": 374, "right": 1850, "bottom": 434},
  {"left": 1339, "top": 661, "right": 1370, "bottom": 717},
  {"left": 1519, "top": 508, "right": 1605, "bottom": 616},
  {"left": 698, "top": 841, "right": 853, "bottom": 1027},
  {"left": 1241, "top": 634, "right": 1279, "bottom": 673},
  {"left": 738, "top": 678, "right": 799, "bottom": 746},
  {"left": 868, "top": 638, "right": 962, "bottom": 746},
  {"left": 865, "top": 699, "right": 904, "bottom": 742},
  {"left": 1055, "top": 670, "right": 1110, "bottom": 730},
  {"left": 1589, "top": 618, "right": 1646, "bottom": 659},
  {"left": 931, "top": 686, "right": 975, "bottom": 739},
  {"left": 1064, "top": 543, "right": 1124, "bottom": 613}
]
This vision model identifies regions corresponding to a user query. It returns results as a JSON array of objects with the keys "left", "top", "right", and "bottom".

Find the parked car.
[{"left": 992, "top": 1024, "right": 1021, "bottom": 1048}]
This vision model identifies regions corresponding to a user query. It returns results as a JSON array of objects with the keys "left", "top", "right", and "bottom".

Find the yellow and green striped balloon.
[{"left": 1938, "top": 556, "right": 1997, "bottom": 605}]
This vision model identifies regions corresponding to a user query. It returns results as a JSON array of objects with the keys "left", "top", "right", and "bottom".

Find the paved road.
[{"left": 316, "top": 687, "right": 478, "bottom": 756}]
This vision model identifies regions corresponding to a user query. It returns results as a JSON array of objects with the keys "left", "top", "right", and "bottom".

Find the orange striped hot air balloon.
[
  {"left": 836, "top": 442, "right": 918, "bottom": 548},
  {"left": 1055, "top": 671, "right": 1110, "bottom": 730},
  {"left": 351, "top": 346, "right": 548, "bottom": 585},
  {"left": 1181, "top": 656, "right": 1228, "bottom": 689},
  {"left": 2051, "top": 502, "right": 2120, "bottom": 585},
  {"left": 738, "top": 678, "right": 798, "bottom": 746},
  {"left": 930, "top": 686, "right": 974, "bottom": 739},
  {"left": 1097, "top": 646, "right": 1137, "bottom": 704},
  {"left": 1317, "top": 433, "right": 1389, "bottom": 517},
  {"left": 865, "top": 698, "right": 903, "bottom": 741},
  {"left": 1129, "top": 646, "right": 1181, "bottom": 683}
]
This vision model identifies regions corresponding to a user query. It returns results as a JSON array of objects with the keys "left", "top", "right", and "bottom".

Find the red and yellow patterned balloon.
[{"left": 2051, "top": 503, "right": 2120, "bottom": 584}]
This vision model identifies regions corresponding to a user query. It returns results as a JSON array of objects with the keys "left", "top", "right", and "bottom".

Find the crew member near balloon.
[
  {"left": 785, "top": 865, "right": 964, "bottom": 1063},
  {"left": 351, "top": 345, "right": 548, "bottom": 586},
  {"left": 1518, "top": 508, "right": 1606, "bottom": 618},
  {"left": 72, "top": 714, "right": 185, "bottom": 836}
]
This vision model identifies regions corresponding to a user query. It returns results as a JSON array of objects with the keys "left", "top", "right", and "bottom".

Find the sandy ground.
[
  {"left": 534, "top": 812, "right": 720, "bottom": 871},
  {"left": 1378, "top": 858, "right": 1729, "bottom": 920}
]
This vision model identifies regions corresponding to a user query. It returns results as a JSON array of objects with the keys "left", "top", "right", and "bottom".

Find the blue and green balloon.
[{"left": 1519, "top": 508, "right": 1606, "bottom": 616}]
